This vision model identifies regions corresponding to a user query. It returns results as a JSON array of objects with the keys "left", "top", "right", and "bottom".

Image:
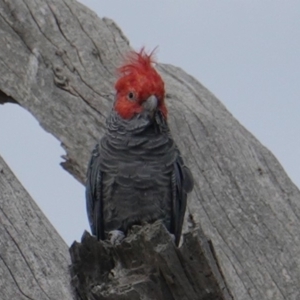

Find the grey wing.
[
  {"left": 86, "top": 144, "right": 105, "bottom": 240},
  {"left": 172, "top": 152, "right": 194, "bottom": 246}
]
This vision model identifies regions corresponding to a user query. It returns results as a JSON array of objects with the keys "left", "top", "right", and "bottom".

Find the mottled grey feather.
[{"left": 86, "top": 109, "right": 193, "bottom": 245}]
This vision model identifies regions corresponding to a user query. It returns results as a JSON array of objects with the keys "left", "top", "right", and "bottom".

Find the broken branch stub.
[{"left": 69, "top": 222, "right": 233, "bottom": 300}]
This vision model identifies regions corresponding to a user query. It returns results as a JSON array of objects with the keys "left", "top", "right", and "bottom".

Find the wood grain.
[
  {"left": 0, "top": 156, "right": 74, "bottom": 299},
  {"left": 0, "top": 0, "right": 299, "bottom": 299}
]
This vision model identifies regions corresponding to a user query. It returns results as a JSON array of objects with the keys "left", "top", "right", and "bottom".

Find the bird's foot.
[{"left": 108, "top": 230, "right": 125, "bottom": 245}]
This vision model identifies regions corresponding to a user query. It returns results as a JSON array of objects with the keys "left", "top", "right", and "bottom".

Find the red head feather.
[{"left": 114, "top": 48, "right": 167, "bottom": 119}]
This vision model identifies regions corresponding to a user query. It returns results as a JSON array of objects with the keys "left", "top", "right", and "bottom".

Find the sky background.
[{"left": 0, "top": 1, "right": 299, "bottom": 245}]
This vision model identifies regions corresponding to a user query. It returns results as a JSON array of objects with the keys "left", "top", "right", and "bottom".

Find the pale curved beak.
[{"left": 142, "top": 95, "right": 158, "bottom": 114}]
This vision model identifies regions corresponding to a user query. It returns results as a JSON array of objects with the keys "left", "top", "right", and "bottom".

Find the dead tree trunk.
[
  {"left": 0, "top": 156, "right": 74, "bottom": 299},
  {"left": 0, "top": 0, "right": 300, "bottom": 299}
]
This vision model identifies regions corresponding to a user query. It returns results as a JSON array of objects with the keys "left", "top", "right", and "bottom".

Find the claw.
[{"left": 108, "top": 230, "right": 125, "bottom": 245}]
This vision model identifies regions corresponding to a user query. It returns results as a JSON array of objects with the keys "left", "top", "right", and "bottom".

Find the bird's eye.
[{"left": 127, "top": 92, "right": 135, "bottom": 100}]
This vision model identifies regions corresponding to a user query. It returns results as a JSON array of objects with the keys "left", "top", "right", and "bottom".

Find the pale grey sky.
[{"left": 0, "top": 1, "right": 299, "bottom": 245}]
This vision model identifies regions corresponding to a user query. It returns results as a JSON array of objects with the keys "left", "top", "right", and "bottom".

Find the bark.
[
  {"left": 70, "top": 222, "right": 232, "bottom": 300},
  {"left": 0, "top": 156, "right": 74, "bottom": 299},
  {"left": 0, "top": 0, "right": 300, "bottom": 299}
]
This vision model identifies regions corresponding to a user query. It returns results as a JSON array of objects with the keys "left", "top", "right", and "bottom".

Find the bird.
[{"left": 86, "top": 48, "right": 194, "bottom": 246}]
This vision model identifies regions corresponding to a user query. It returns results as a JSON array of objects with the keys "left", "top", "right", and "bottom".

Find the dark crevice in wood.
[
  {"left": 3, "top": 227, "right": 52, "bottom": 300},
  {"left": 1, "top": 0, "right": 300, "bottom": 299},
  {"left": 0, "top": 90, "right": 18, "bottom": 105},
  {"left": 0, "top": 254, "right": 35, "bottom": 300}
]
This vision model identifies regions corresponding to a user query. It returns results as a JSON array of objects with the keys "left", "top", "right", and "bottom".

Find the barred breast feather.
[{"left": 86, "top": 110, "right": 193, "bottom": 246}]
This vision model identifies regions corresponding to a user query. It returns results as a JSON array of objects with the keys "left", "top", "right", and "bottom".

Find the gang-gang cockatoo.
[{"left": 86, "top": 49, "right": 194, "bottom": 246}]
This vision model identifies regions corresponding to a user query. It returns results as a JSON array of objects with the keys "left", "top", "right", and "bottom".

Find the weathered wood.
[
  {"left": 0, "top": 156, "right": 74, "bottom": 299},
  {"left": 0, "top": 0, "right": 300, "bottom": 299},
  {"left": 70, "top": 222, "right": 233, "bottom": 300}
]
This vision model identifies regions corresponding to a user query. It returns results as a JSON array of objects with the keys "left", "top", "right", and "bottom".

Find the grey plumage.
[{"left": 86, "top": 105, "right": 193, "bottom": 246}]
